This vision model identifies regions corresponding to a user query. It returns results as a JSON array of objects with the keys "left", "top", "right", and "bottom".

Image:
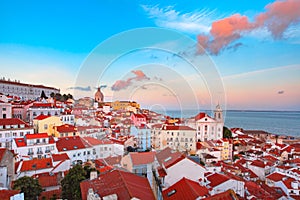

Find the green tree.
[
  {"left": 50, "top": 92, "right": 55, "bottom": 98},
  {"left": 223, "top": 126, "right": 232, "bottom": 139},
  {"left": 13, "top": 176, "right": 43, "bottom": 200},
  {"left": 40, "top": 90, "right": 48, "bottom": 99},
  {"left": 61, "top": 164, "right": 86, "bottom": 200}
]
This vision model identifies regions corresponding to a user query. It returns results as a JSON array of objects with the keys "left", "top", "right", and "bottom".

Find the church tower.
[
  {"left": 95, "top": 87, "right": 104, "bottom": 103},
  {"left": 214, "top": 103, "right": 223, "bottom": 122}
]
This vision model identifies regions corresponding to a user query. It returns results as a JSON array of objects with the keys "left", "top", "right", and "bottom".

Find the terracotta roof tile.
[
  {"left": 0, "top": 190, "right": 20, "bottom": 200},
  {"left": 206, "top": 173, "right": 230, "bottom": 188},
  {"left": 19, "top": 158, "right": 53, "bottom": 172},
  {"left": 34, "top": 114, "right": 51, "bottom": 120},
  {"left": 25, "top": 133, "right": 49, "bottom": 139},
  {"left": 163, "top": 177, "right": 209, "bottom": 200},
  {"left": 80, "top": 169, "right": 155, "bottom": 200},
  {"left": 130, "top": 152, "right": 156, "bottom": 166},
  {"left": 56, "top": 136, "right": 88, "bottom": 151},
  {"left": 55, "top": 124, "right": 77, "bottom": 133},
  {"left": 52, "top": 153, "right": 70, "bottom": 162}
]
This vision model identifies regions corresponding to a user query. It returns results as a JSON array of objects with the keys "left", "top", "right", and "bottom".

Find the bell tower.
[{"left": 214, "top": 103, "right": 223, "bottom": 122}]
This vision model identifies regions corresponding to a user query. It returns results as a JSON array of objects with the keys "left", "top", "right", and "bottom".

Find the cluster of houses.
[{"left": 0, "top": 81, "right": 299, "bottom": 199}]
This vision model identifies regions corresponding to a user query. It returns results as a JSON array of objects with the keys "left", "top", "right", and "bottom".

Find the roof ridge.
[{"left": 117, "top": 170, "right": 132, "bottom": 198}]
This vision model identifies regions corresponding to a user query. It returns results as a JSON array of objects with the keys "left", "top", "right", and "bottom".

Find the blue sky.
[{"left": 1, "top": 0, "right": 300, "bottom": 111}]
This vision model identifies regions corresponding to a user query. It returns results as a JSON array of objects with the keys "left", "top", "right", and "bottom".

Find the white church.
[{"left": 187, "top": 104, "right": 224, "bottom": 142}]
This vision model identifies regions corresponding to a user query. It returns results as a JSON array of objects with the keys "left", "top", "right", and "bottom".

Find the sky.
[{"left": 0, "top": 0, "right": 300, "bottom": 111}]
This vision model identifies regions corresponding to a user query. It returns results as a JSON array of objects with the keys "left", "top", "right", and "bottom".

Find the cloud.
[
  {"left": 94, "top": 85, "right": 107, "bottom": 90},
  {"left": 197, "top": 0, "right": 300, "bottom": 55},
  {"left": 141, "top": 5, "right": 220, "bottom": 34},
  {"left": 255, "top": 0, "right": 300, "bottom": 39},
  {"left": 67, "top": 86, "right": 91, "bottom": 91},
  {"left": 111, "top": 70, "right": 150, "bottom": 91},
  {"left": 226, "top": 42, "right": 243, "bottom": 52}
]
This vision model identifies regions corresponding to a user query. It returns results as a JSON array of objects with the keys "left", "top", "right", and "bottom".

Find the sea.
[{"left": 155, "top": 110, "right": 300, "bottom": 138}]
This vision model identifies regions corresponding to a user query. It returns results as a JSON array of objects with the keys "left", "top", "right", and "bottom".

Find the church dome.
[{"left": 95, "top": 87, "right": 104, "bottom": 103}]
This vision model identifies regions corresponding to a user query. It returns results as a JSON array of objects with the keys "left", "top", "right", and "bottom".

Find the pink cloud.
[
  {"left": 197, "top": 0, "right": 300, "bottom": 55},
  {"left": 111, "top": 70, "right": 150, "bottom": 91},
  {"left": 256, "top": 0, "right": 300, "bottom": 39}
]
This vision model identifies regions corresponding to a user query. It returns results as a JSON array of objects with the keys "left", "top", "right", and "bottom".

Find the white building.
[
  {"left": 151, "top": 124, "right": 196, "bottom": 153},
  {"left": 12, "top": 133, "right": 57, "bottom": 160},
  {"left": 190, "top": 104, "right": 224, "bottom": 142},
  {"left": 163, "top": 156, "right": 206, "bottom": 188},
  {"left": 60, "top": 114, "right": 75, "bottom": 125},
  {"left": 0, "top": 118, "right": 34, "bottom": 149},
  {"left": 55, "top": 136, "right": 123, "bottom": 164},
  {"left": 203, "top": 172, "right": 245, "bottom": 197},
  {"left": 0, "top": 78, "right": 59, "bottom": 100},
  {"left": 27, "top": 103, "right": 61, "bottom": 123},
  {"left": 0, "top": 102, "right": 12, "bottom": 119}
]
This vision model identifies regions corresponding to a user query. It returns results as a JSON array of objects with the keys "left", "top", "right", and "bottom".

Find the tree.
[
  {"left": 13, "top": 176, "right": 43, "bottom": 200},
  {"left": 40, "top": 90, "right": 48, "bottom": 99},
  {"left": 61, "top": 164, "right": 86, "bottom": 200},
  {"left": 223, "top": 126, "right": 232, "bottom": 139},
  {"left": 50, "top": 92, "right": 55, "bottom": 98}
]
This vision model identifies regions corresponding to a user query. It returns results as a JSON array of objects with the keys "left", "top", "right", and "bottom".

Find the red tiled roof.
[
  {"left": 82, "top": 137, "right": 113, "bottom": 146},
  {"left": 195, "top": 112, "right": 206, "bottom": 121},
  {"left": 14, "top": 138, "right": 26, "bottom": 147},
  {"left": 250, "top": 160, "right": 266, "bottom": 168},
  {"left": 55, "top": 124, "right": 77, "bottom": 133},
  {"left": 0, "top": 148, "right": 7, "bottom": 161},
  {"left": 206, "top": 173, "right": 230, "bottom": 187},
  {"left": 164, "top": 153, "right": 186, "bottom": 169},
  {"left": 34, "top": 114, "right": 51, "bottom": 120},
  {"left": 132, "top": 113, "right": 146, "bottom": 119},
  {"left": 33, "top": 172, "right": 60, "bottom": 188},
  {"left": 0, "top": 118, "right": 27, "bottom": 126},
  {"left": 52, "top": 153, "right": 70, "bottom": 162},
  {"left": 80, "top": 169, "right": 155, "bottom": 200},
  {"left": 25, "top": 133, "right": 49, "bottom": 139},
  {"left": 19, "top": 158, "right": 53, "bottom": 172},
  {"left": 203, "top": 189, "right": 238, "bottom": 200},
  {"left": 282, "top": 177, "right": 297, "bottom": 189},
  {"left": 31, "top": 103, "right": 55, "bottom": 108},
  {"left": 0, "top": 190, "right": 20, "bottom": 200},
  {"left": 163, "top": 125, "right": 195, "bottom": 131},
  {"left": 158, "top": 167, "right": 167, "bottom": 177},
  {"left": 130, "top": 152, "right": 156, "bottom": 166},
  {"left": 163, "top": 177, "right": 209, "bottom": 200},
  {"left": 56, "top": 136, "right": 88, "bottom": 151},
  {"left": 96, "top": 156, "right": 122, "bottom": 167}
]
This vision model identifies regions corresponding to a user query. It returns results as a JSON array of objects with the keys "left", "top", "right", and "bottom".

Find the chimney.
[{"left": 90, "top": 171, "right": 98, "bottom": 180}]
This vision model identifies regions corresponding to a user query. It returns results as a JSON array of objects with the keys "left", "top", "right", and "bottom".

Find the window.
[
  {"left": 44, "top": 124, "right": 48, "bottom": 129},
  {"left": 205, "top": 125, "right": 208, "bottom": 131},
  {"left": 13, "top": 132, "right": 17, "bottom": 137},
  {"left": 2, "top": 108, "right": 6, "bottom": 111},
  {"left": 20, "top": 132, "right": 24, "bottom": 137}
]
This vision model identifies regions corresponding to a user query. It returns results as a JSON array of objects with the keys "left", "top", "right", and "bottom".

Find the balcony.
[
  {"left": 37, "top": 151, "right": 43, "bottom": 154},
  {"left": 45, "top": 149, "right": 51, "bottom": 153},
  {"left": 27, "top": 152, "right": 34, "bottom": 155}
]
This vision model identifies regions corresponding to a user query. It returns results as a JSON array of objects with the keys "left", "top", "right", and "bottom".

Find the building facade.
[{"left": 0, "top": 78, "right": 59, "bottom": 100}]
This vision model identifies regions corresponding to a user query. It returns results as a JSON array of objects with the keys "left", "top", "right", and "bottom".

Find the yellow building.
[
  {"left": 215, "top": 139, "right": 233, "bottom": 161},
  {"left": 33, "top": 115, "right": 63, "bottom": 135},
  {"left": 111, "top": 100, "right": 140, "bottom": 111}
]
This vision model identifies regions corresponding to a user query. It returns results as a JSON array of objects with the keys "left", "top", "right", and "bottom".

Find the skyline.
[{"left": 1, "top": 0, "right": 300, "bottom": 111}]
